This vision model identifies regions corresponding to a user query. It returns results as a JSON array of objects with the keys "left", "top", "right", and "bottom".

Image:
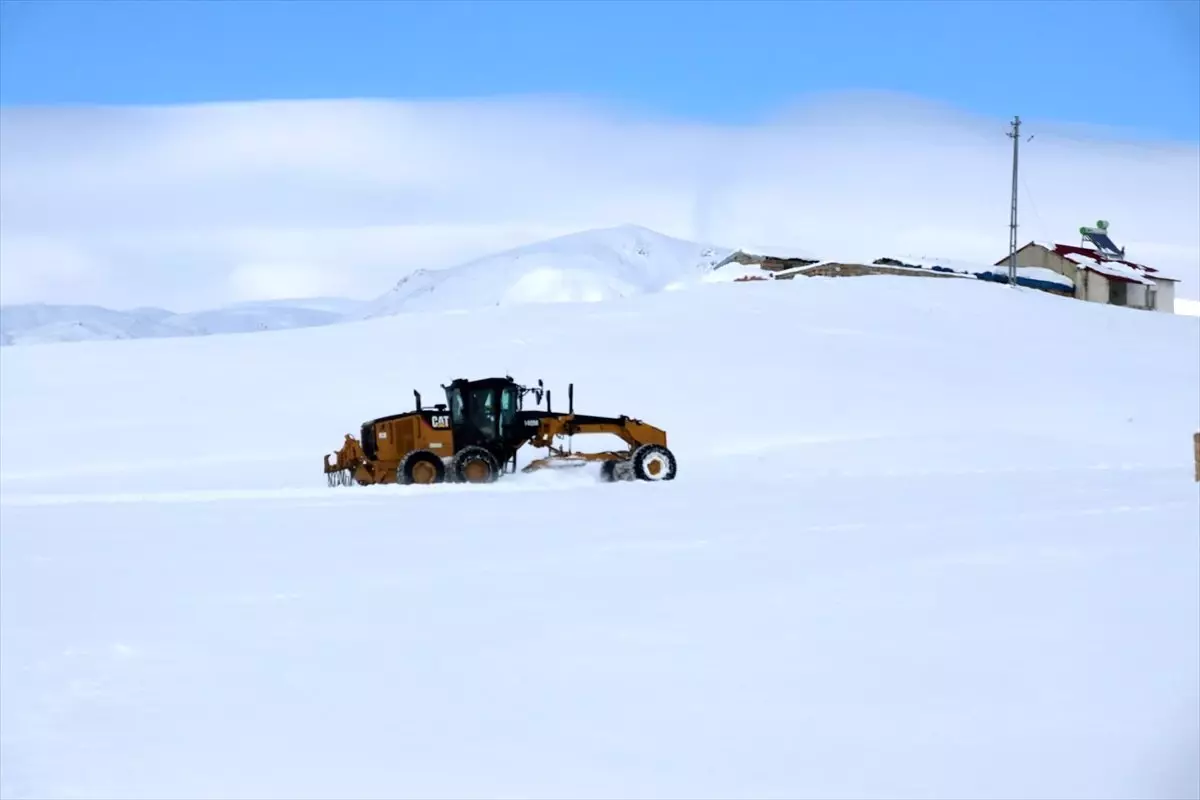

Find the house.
[{"left": 997, "top": 240, "right": 1177, "bottom": 312}]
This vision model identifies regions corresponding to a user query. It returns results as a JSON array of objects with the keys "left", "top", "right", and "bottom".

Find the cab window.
[
  {"left": 500, "top": 386, "right": 518, "bottom": 432},
  {"left": 470, "top": 388, "right": 496, "bottom": 437},
  {"left": 448, "top": 389, "right": 465, "bottom": 426}
]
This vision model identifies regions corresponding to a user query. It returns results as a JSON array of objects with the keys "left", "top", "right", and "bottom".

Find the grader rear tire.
[
  {"left": 631, "top": 444, "right": 676, "bottom": 481},
  {"left": 399, "top": 450, "right": 446, "bottom": 485}
]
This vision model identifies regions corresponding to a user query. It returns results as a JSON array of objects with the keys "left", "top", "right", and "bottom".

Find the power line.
[{"left": 1020, "top": 171, "right": 1048, "bottom": 244}]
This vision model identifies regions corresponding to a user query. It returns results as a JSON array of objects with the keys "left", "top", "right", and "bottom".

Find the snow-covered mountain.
[
  {"left": 0, "top": 298, "right": 370, "bottom": 346},
  {"left": 1, "top": 226, "right": 735, "bottom": 345},
  {"left": 365, "top": 224, "right": 733, "bottom": 317}
]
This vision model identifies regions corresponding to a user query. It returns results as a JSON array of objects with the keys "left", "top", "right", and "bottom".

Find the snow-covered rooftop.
[
  {"left": 731, "top": 244, "right": 821, "bottom": 262},
  {"left": 1024, "top": 241, "right": 1180, "bottom": 284},
  {"left": 976, "top": 266, "right": 1074, "bottom": 289},
  {"left": 1059, "top": 253, "right": 1155, "bottom": 286}
]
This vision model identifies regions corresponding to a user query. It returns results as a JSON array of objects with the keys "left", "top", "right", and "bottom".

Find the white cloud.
[
  {"left": 0, "top": 234, "right": 107, "bottom": 305},
  {"left": 1, "top": 90, "right": 1197, "bottom": 310},
  {"left": 226, "top": 262, "right": 349, "bottom": 303}
]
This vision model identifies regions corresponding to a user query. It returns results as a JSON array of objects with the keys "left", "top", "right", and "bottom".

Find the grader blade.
[{"left": 324, "top": 434, "right": 367, "bottom": 487}]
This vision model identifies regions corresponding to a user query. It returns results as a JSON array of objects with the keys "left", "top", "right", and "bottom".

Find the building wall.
[
  {"left": 1154, "top": 279, "right": 1175, "bottom": 313},
  {"left": 1124, "top": 282, "right": 1148, "bottom": 309},
  {"left": 1076, "top": 269, "right": 1112, "bottom": 304},
  {"left": 1011, "top": 244, "right": 1079, "bottom": 278},
  {"left": 1010, "top": 244, "right": 1085, "bottom": 299}
]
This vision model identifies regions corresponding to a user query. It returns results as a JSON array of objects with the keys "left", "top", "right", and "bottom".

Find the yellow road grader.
[{"left": 323, "top": 376, "right": 677, "bottom": 486}]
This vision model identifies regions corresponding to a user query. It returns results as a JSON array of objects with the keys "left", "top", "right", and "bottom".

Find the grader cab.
[{"left": 323, "top": 376, "right": 677, "bottom": 486}]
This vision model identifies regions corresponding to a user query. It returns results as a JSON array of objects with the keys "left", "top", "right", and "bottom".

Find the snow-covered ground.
[
  {"left": 2, "top": 274, "right": 1199, "bottom": 800},
  {"left": 1176, "top": 296, "right": 1200, "bottom": 317}
]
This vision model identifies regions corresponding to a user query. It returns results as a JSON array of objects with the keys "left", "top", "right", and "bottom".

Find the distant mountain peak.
[
  {"left": 368, "top": 225, "right": 734, "bottom": 318},
  {"left": 2, "top": 224, "right": 741, "bottom": 346}
]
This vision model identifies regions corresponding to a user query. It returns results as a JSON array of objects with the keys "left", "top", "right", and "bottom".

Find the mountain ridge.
[
  {"left": 0, "top": 297, "right": 372, "bottom": 346},
  {"left": 364, "top": 223, "right": 734, "bottom": 318},
  {"left": 7, "top": 223, "right": 1193, "bottom": 346},
  {"left": 2, "top": 224, "right": 740, "bottom": 345}
]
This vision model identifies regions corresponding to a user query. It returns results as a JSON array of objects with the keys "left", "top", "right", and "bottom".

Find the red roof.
[
  {"left": 1053, "top": 243, "right": 1103, "bottom": 259},
  {"left": 997, "top": 241, "right": 1177, "bottom": 282},
  {"left": 1050, "top": 243, "right": 1161, "bottom": 275}
]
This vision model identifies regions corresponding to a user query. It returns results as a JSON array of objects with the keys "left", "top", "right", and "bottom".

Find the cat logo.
[{"left": 430, "top": 414, "right": 450, "bottom": 429}]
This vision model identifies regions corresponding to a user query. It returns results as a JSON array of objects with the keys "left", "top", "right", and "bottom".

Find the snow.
[
  {"left": 729, "top": 243, "right": 822, "bottom": 262},
  {"left": 1017, "top": 266, "right": 1075, "bottom": 287},
  {"left": 1176, "top": 297, "right": 1200, "bottom": 317},
  {"left": 1061, "top": 254, "right": 1155, "bottom": 286},
  {"left": 889, "top": 254, "right": 998, "bottom": 275},
  {"left": 366, "top": 225, "right": 733, "bottom": 317},
  {"left": 975, "top": 266, "right": 1075, "bottom": 289},
  {"left": 701, "top": 262, "right": 772, "bottom": 282},
  {"left": 0, "top": 298, "right": 370, "bottom": 346},
  {"left": 2, "top": 274, "right": 1198, "bottom": 800},
  {"left": 882, "top": 255, "right": 1074, "bottom": 289}
]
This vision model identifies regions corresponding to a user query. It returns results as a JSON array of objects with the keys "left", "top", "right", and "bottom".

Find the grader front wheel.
[
  {"left": 599, "top": 445, "right": 676, "bottom": 482},
  {"left": 631, "top": 444, "right": 676, "bottom": 481},
  {"left": 454, "top": 446, "right": 501, "bottom": 483}
]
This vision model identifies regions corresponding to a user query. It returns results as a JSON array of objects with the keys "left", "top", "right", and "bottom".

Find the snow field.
[{"left": 1, "top": 275, "right": 1198, "bottom": 799}]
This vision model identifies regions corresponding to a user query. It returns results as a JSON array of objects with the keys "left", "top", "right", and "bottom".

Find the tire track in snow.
[
  {"left": 1, "top": 458, "right": 1191, "bottom": 508},
  {"left": 0, "top": 470, "right": 609, "bottom": 507},
  {"left": 0, "top": 451, "right": 314, "bottom": 483}
]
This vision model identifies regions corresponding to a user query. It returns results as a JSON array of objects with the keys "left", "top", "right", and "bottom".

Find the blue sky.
[{"left": 1, "top": 0, "right": 1197, "bottom": 141}]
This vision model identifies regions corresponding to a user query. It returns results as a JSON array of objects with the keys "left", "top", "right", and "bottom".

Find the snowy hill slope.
[
  {"left": 0, "top": 303, "right": 180, "bottom": 345},
  {"left": 0, "top": 226, "right": 732, "bottom": 344},
  {"left": 0, "top": 298, "right": 369, "bottom": 346},
  {"left": 366, "top": 224, "right": 732, "bottom": 316},
  {"left": 2, "top": 277, "right": 1199, "bottom": 799},
  {"left": 8, "top": 224, "right": 1194, "bottom": 348}
]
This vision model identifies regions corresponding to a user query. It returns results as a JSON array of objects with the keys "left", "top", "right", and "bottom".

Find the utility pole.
[{"left": 1006, "top": 115, "right": 1021, "bottom": 287}]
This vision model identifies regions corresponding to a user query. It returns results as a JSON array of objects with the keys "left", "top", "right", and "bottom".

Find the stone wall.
[
  {"left": 719, "top": 251, "right": 820, "bottom": 272},
  {"left": 774, "top": 263, "right": 969, "bottom": 281}
]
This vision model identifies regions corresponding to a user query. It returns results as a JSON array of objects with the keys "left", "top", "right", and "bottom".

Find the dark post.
[{"left": 1007, "top": 115, "right": 1022, "bottom": 287}]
